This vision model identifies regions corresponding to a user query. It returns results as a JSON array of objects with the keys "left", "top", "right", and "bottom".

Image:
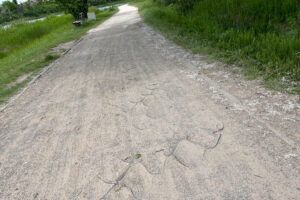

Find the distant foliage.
[
  {"left": 89, "top": 0, "right": 107, "bottom": 6},
  {"left": 89, "top": 0, "right": 121, "bottom": 6},
  {"left": 0, "top": 0, "right": 122, "bottom": 24},
  {"left": 55, "top": 0, "right": 88, "bottom": 19},
  {"left": 24, "top": 1, "right": 62, "bottom": 17},
  {"left": 154, "top": 0, "right": 176, "bottom": 6},
  {"left": 2, "top": 1, "right": 18, "bottom": 13},
  {"left": 0, "top": 0, "right": 63, "bottom": 24}
]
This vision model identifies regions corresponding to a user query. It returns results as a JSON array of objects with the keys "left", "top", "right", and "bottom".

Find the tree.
[
  {"left": 1, "top": 1, "right": 18, "bottom": 14},
  {"left": 13, "top": 0, "right": 18, "bottom": 5},
  {"left": 55, "top": 0, "right": 88, "bottom": 20}
]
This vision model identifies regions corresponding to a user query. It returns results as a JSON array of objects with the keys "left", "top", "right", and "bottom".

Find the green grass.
[
  {"left": 134, "top": 0, "right": 300, "bottom": 94},
  {"left": 0, "top": 8, "right": 118, "bottom": 104},
  {"left": 0, "top": 15, "right": 71, "bottom": 57}
]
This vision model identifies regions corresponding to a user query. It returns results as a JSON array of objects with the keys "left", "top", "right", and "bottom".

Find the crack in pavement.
[
  {"left": 160, "top": 124, "right": 225, "bottom": 168},
  {"left": 98, "top": 156, "right": 156, "bottom": 199},
  {"left": 173, "top": 154, "right": 189, "bottom": 168},
  {"left": 99, "top": 164, "right": 132, "bottom": 200},
  {"left": 115, "top": 184, "right": 139, "bottom": 200},
  {"left": 187, "top": 123, "right": 225, "bottom": 150}
]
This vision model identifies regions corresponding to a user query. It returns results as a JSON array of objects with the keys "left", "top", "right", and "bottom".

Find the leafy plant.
[{"left": 135, "top": 153, "right": 142, "bottom": 159}]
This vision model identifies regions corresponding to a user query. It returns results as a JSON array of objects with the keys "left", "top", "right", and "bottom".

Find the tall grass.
[
  {"left": 136, "top": 0, "right": 300, "bottom": 94},
  {"left": 0, "top": 16, "right": 71, "bottom": 57},
  {"left": 0, "top": 8, "right": 118, "bottom": 104}
]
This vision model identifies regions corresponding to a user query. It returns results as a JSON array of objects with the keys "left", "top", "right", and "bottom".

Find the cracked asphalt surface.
[{"left": 0, "top": 5, "right": 299, "bottom": 200}]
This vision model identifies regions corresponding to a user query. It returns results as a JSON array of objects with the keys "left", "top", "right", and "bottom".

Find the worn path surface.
[{"left": 0, "top": 5, "right": 300, "bottom": 200}]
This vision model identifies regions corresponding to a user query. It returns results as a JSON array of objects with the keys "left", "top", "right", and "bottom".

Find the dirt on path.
[{"left": 0, "top": 5, "right": 299, "bottom": 200}]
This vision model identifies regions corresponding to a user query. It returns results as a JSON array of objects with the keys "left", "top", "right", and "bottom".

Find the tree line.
[{"left": 0, "top": 0, "right": 119, "bottom": 24}]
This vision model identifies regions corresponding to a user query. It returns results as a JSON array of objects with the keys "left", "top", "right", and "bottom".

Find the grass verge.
[
  {"left": 0, "top": 8, "right": 118, "bottom": 104},
  {"left": 134, "top": 0, "right": 300, "bottom": 94}
]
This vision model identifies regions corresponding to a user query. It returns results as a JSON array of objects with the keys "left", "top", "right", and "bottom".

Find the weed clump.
[{"left": 44, "top": 54, "right": 59, "bottom": 61}]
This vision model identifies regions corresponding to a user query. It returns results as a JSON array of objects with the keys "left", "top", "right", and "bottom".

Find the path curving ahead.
[{"left": 0, "top": 5, "right": 299, "bottom": 200}]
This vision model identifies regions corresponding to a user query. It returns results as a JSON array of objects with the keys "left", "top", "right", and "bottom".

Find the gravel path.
[{"left": 0, "top": 5, "right": 299, "bottom": 200}]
